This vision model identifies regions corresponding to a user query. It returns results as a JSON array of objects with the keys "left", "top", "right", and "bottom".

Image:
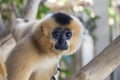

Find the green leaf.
[
  {"left": 108, "top": 7, "right": 115, "bottom": 17},
  {"left": 37, "top": 4, "right": 50, "bottom": 19},
  {"left": 83, "top": 8, "right": 91, "bottom": 15},
  {"left": 2, "top": 14, "right": 8, "bottom": 20},
  {"left": 16, "top": 0, "right": 23, "bottom": 4},
  {"left": 2, "top": 0, "right": 9, "bottom": 3},
  {"left": 61, "top": 69, "right": 72, "bottom": 77}
]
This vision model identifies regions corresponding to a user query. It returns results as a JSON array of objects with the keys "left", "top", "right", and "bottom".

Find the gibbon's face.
[
  {"left": 52, "top": 27, "right": 72, "bottom": 50},
  {"left": 33, "top": 12, "right": 84, "bottom": 55}
]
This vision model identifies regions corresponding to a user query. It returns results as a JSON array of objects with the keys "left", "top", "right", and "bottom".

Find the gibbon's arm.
[
  {"left": 6, "top": 39, "right": 58, "bottom": 80},
  {"left": 0, "top": 57, "right": 7, "bottom": 80},
  {"left": 6, "top": 42, "right": 39, "bottom": 80}
]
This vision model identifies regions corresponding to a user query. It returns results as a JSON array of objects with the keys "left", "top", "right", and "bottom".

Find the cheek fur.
[{"left": 68, "top": 35, "right": 81, "bottom": 54}]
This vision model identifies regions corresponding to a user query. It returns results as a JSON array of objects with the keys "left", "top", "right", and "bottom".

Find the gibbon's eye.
[
  {"left": 65, "top": 29, "right": 72, "bottom": 40},
  {"left": 52, "top": 28, "right": 62, "bottom": 39}
]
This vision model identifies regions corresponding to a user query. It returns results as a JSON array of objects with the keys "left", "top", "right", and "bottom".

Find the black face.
[{"left": 52, "top": 28, "right": 72, "bottom": 50}]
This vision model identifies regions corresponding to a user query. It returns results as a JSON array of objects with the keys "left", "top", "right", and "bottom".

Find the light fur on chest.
[{"left": 34, "top": 56, "right": 59, "bottom": 73}]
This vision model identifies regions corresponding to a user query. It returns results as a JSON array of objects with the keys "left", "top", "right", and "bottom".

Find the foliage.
[
  {"left": 1, "top": 0, "right": 50, "bottom": 20},
  {"left": 59, "top": 57, "right": 73, "bottom": 80},
  {"left": 108, "top": 0, "right": 115, "bottom": 40},
  {"left": 59, "top": 69, "right": 72, "bottom": 80},
  {"left": 1, "top": 0, "right": 9, "bottom": 3},
  {"left": 78, "top": 7, "right": 100, "bottom": 41},
  {"left": 85, "top": 16, "right": 99, "bottom": 32},
  {"left": 83, "top": 8, "right": 99, "bottom": 33},
  {"left": 37, "top": 4, "right": 50, "bottom": 19}
]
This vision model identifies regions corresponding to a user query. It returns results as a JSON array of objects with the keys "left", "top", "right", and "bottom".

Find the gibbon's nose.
[{"left": 55, "top": 38, "right": 68, "bottom": 50}]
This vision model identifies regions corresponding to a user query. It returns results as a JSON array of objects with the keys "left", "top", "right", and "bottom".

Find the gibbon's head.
[{"left": 33, "top": 12, "right": 84, "bottom": 55}]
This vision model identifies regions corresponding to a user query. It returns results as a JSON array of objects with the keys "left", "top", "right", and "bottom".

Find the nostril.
[
  {"left": 58, "top": 39, "right": 66, "bottom": 46},
  {"left": 55, "top": 38, "right": 68, "bottom": 50},
  {"left": 62, "top": 40, "right": 67, "bottom": 45}
]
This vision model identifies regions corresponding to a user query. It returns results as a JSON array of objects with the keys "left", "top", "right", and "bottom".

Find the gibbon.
[
  {"left": 6, "top": 12, "right": 84, "bottom": 80},
  {"left": 0, "top": 57, "right": 7, "bottom": 80}
]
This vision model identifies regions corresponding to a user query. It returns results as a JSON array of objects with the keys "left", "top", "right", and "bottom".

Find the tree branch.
[
  {"left": 11, "top": 2, "right": 21, "bottom": 18},
  {"left": 70, "top": 35, "right": 120, "bottom": 80},
  {"left": 0, "top": 12, "right": 10, "bottom": 43},
  {"left": 23, "top": 0, "right": 42, "bottom": 20}
]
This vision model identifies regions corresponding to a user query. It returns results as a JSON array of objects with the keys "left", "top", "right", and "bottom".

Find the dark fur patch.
[
  {"left": 57, "top": 67, "right": 61, "bottom": 72},
  {"left": 40, "top": 26, "right": 44, "bottom": 32},
  {"left": 52, "top": 12, "right": 72, "bottom": 25}
]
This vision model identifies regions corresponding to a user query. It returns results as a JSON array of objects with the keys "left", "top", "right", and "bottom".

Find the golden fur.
[
  {"left": 5, "top": 12, "right": 84, "bottom": 80},
  {"left": 0, "top": 57, "right": 7, "bottom": 80}
]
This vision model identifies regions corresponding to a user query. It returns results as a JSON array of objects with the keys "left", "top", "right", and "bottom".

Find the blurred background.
[{"left": 0, "top": 0, "right": 120, "bottom": 80}]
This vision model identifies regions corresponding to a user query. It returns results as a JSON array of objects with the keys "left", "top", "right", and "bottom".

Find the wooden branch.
[
  {"left": 11, "top": 0, "right": 43, "bottom": 41},
  {"left": 0, "top": 13, "right": 10, "bottom": 43},
  {"left": 0, "top": 7, "right": 10, "bottom": 80},
  {"left": 70, "top": 35, "right": 120, "bottom": 80},
  {"left": 23, "top": 0, "right": 42, "bottom": 20},
  {"left": 11, "top": 2, "right": 21, "bottom": 18}
]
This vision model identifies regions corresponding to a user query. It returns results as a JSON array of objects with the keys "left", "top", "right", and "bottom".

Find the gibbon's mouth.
[{"left": 55, "top": 44, "right": 68, "bottom": 51}]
